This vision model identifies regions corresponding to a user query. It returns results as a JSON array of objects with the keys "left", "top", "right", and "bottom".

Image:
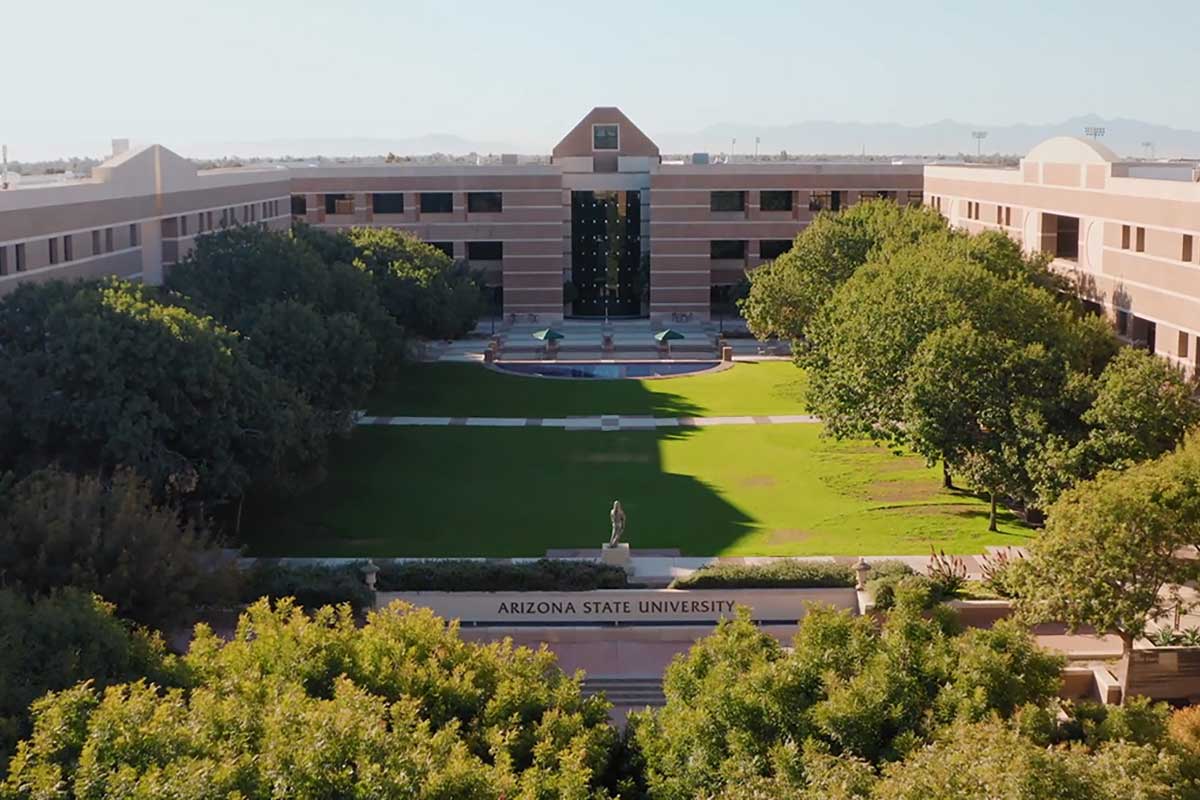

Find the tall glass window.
[{"left": 569, "top": 190, "right": 641, "bottom": 317}]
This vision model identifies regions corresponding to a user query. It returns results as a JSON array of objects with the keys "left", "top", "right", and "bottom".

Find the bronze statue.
[{"left": 609, "top": 500, "right": 626, "bottom": 546}]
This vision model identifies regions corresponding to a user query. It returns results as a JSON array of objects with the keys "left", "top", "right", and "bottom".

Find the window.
[
  {"left": 15, "top": 243, "right": 25, "bottom": 272},
  {"left": 830, "top": 191, "right": 843, "bottom": 212},
  {"left": 710, "top": 191, "right": 746, "bottom": 212},
  {"left": 180, "top": 215, "right": 188, "bottom": 236},
  {"left": 710, "top": 240, "right": 747, "bottom": 260},
  {"left": 129, "top": 224, "right": 139, "bottom": 246},
  {"left": 324, "top": 193, "right": 351, "bottom": 215},
  {"left": 207, "top": 211, "right": 214, "bottom": 231},
  {"left": 48, "top": 238, "right": 58, "bottom": 265},
  {"left": 420, "top": 192, "right": 453, "bottom": 213},
  {"left": 1121, "top": 225, "right": 1131, "bottom": 249},
  {"left": 1005, "top": 206, "right": 1012, "bottom": 227},
  {"left": 105, "top": 228, "right": 114, "bottom": 252},
  {"left": 759, "top": 190, "right": 793, "bottom": 212},
  {"left": 249, "top": 204, "right": 257, "bottom": 222},
  {"left": 372, "top": 192, "right": 405, "bottom": 214},
  {"left": 759, "top": 240, "right": 793, "bottom": 260},
  {"left": 908, "top": 191, "right": 925, "bottom": 206},
  {"left": 92, "top": 229, "right": 101, "bottom": 253},
  {"left": 0, "top": 246, "right": 6, "bottom": 275},
  {"left": 861, "top": 190, "right": 893, "bottom": 203},
  {"left": 1183, "top": 234, "right": 1193, "bottom": 263},
  {"left": 1136, "top": 226, "right": 1145, "bottom": 253},
  {"left": 430, "top": 241, "right": 454, "bottom": 258},
  {"left": 808, "top": 191, "right": 831, "bottom": 211},
  {"left": 1180, "top": 331, "right": 1190, "bottom": 360},
  {"left": 996, "top": 206, "right": 1003, "bottom": 224},
  {"left": 467, "top": 241, "right": 503, "bottom": 260},
  {"left": 63, "top": 234, "right": 72, "bottom": 261},
  {"left": 467, "top": 191, "right": 503, "bottom": 213},
  {"left": 1116, "top": 309, "right": 1129, "bottom": 336},
  {"left": 593, "top": 124, "right": 619, "bottom": 150},
  {"left": 291, "top": 194, "right": 307, "bottom": 215},
  {"left": 1052, "top": 214, "right": 1080, "bottom": 260}
]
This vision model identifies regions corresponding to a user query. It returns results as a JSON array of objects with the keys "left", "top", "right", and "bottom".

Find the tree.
[
  {"left": 1, "top": 599, "right": 618, "bottom": 799},
  {"left": 0, "top": 589, "right": 177, "bottom": 774},
  {"left": 0, "top": 468, "right": 238, "bottom": 628},
  {"left": 0, "top": 279, "right": 321, "bottom": 507},
  {"left": 1016, "top": 435, "right": 1200, "bottom": 694}
]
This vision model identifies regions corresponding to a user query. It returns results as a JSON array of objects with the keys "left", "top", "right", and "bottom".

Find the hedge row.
[
  {"left": 375, "top": 559, "right": 630, "bottom": 592},
  {"left": 670, "top": 560, "right": 856, "bottom": 589},
  {"left": 240, "top": 562, "right": 375, "bottom": 610}
]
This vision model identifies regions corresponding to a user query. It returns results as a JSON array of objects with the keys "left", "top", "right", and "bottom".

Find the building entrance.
[{"left": 569, "top": 190, "right": 643, "bottom": 317}]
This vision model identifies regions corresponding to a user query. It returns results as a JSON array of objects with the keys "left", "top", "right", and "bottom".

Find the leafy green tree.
[
  {"left": 0, "top": 468, "right": 238, "bottom": 628},
  {"left": 1, "top": 599, "right": 617, "bottom": 800},
  {"left": 346, "top": 227, "right": 484, "bottom": 340},
  {"left": 0, "top": 279, "right": 321, "bottom": 507},
  {"left": 0, "top": 589, "right": 177, "bottom": 775},
  {"left": 1016, "top": 435, "right": 1200, "bottom": 692},
  {"left": 1034, "top": 347, "right": 1199, "bottom": 504}
]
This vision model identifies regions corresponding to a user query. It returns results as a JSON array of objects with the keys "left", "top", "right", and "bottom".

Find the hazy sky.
[{"left": 5, "top": 0, "right": 1199, "bottom": 159}]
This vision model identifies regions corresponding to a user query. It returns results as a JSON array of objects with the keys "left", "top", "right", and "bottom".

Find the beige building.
[
  {"left": 925, "top": 137, "right": 1200, "bottom": 375},
  {"left": 0, "top": 108, "right": 921, "bottom": 324}
]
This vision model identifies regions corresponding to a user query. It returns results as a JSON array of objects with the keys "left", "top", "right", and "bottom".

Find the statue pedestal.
[{"left": 601, "top": 542, "right": 632, "bottom": 573}]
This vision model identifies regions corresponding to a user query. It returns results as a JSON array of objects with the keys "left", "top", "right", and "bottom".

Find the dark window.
[
  {"left": 467, "top": 241, "right": 503, "bottom": 260},
  {"left": 759, "top": 190, "right": 792, "bottom": 211},
  {"left": 63, "top": 234, "right": 72, "bottom": 261},
  {"left": 91, "top": 230, "right": 101, "bottom": 253},
  {"left": 1005, "top": 206, "right": 1012, "bottom": 226},
  {"left": 291, "top": 194, "right": 307, "bottom": 215},
  {"left": 808, "top": 191, "right": 830, "bottom": 211},
  {"left": 467, "top": 191, "right": 502, "bottom": 213},
  {"left": 129, "top": 224, "right": 139, "bottom": 247},
  {"left": 48, "top": 238, "right": 58, "bottom": 265},
  {"left": 430, "top": 241, "right": 454, "bottom": 258},
  {"left": 105, "top": 228, "right": 114, "bottom": 252},
  {"left": 1184, "top": 234, "right": 1193, "bottom": 263},
  {"left": 710, "top": 191, "right": 745, "bottom": 212},
  {"left": 1051, "top": 214, "right": 1080, "bottom": 260},
  {"left": 710, "top": 240, "right": 746, "bottom": 260},
  {"left": 372, "top": 192, "right": 405, "bottom": 214},
  {"left": 420, "top": 192, "right": 453, "bottom": 213},
  {"left": 1116, "top": 309, "right": 1129, "bottom": 336},
  {"left": 759, "top": 240, "right": 793, "bottom": 260},
  {"left": 593, "top": 124, "right": 619, "bottom": 150},
  {"left": 0, "top": 246, "right": 6, "bottom": 275},
  {"left": 324, "top": 193, "right": 351, "bottom": 214},
  {"left": 180, "top": 215, "right": 188, "bottom": 236},
  {"left": 1136, "top": 227, "right": 1145, "bottom": 253},
  {"left": 15, "top": 243, "right": 25, "bottom": 272}
]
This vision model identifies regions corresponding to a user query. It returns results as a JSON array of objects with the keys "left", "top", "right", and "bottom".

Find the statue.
[{"left": 609, "top": 500, "right": 626, "bottom": 546}]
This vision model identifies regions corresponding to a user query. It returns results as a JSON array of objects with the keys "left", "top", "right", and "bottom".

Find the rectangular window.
[
  {"left": 759, "top": 190, "right": 793, "bottom": 212},
  {"left": 710, "top": 191, "right": 746, "bottom": 212},
  {"left": 324, "top": 193, "right": 352, "bottom": 215},
  {"left": 1121, "top": 225, "right": 1130, "bottom": 249},
  {"left": 250, "top": 204, "right": 257, "bottom": 222},
  {"left": 420, "top": 192, "right": 453, "bottom": 213},
  {"left": 0, "top": 246, "right": 6, "bottom": 275},
  {"left": 1116, "top": 309, "right": 1129, "bottom": 336},
  {"left": 15, "top": 243, "right": 25, "bottom": 272},
  {"left": 291, "top": 194, "right": 307, "bottom": 215},
  {"left": 467, "top": 241, "right": 503, "bottom": 260},
  {"left": 130, "top": 224, "right": 139, "bottom": 246},
  {"left": 1005, "top": 206, "right": 1012, "bottom": 227},
  {"left": 808, "top": 191, "right": 830, "bottom": 212},
  {"left": 1052, "top": 214, "right": 1080, "bottom": 260},
  {"left": 759, "top": 240, "right": 793, "bottom": 260},
  {"left": 1180, "top": 331, "right": 1190, "bottom": 359},
  {"left": 1136, "top": 227, "right": 1145, "bottom": 252},
  {"left": 996, "top": 206, "right": 1003, "bottom": 224},
  {"left": 430, "top": 241, "right": 454, "bottom": 258},
  {"left": 180, "top": 215, "right": 188, "bottom": 236},
  {"left": 710, "top": 240, "right": 747, "bottom": 260},
  {"left": 593, "top": 124, "right": 619, "bottom": 150},
  {"left": 63, "top": 234, "right": 72, "bottom": 261},
  {"left": 372, "top": 193, "right": 405, "bottom": 214},
  {"left": 831, "top": 191, "right": 843, "bottom": 212},
  {"left": 92, "top": 229, "right": 101, "bottom": 253},
  {"left": 467, "top": 191, "right": 503, "bottom": 213},
  {"left": 1183, "top": 234, "right": 1193, "bottom": 263},
  {"left": 105, "top": 228, "right": 114, "bottom": 252},
  {"left": 48, "top": 238, "right": 58, "bottom": 265}
]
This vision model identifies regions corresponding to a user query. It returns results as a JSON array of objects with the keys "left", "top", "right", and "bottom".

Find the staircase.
[{"left": 582, "top": 675, "right": 666, "bottom": 709}]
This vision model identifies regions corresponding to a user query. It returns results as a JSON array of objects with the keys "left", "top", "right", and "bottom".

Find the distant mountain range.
[{"left": 182, "top": 115, "right": 1200, "bottom": 160}]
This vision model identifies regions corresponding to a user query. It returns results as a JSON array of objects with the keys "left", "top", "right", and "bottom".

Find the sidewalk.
[{"left": 357, "top": 413, "right": 820, "bottom": 430}]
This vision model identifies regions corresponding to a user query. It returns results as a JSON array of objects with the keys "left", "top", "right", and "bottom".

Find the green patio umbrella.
[
  {"left": 531, "top": 328, "right": 565, "bottom": 342},
  {"left": 654, "top": 328, "right": 685, "bottom": 357}
]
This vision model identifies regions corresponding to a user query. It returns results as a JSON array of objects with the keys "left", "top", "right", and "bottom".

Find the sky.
[{"left": 4, "top": 0, "right": 1199, "bottom": 160}]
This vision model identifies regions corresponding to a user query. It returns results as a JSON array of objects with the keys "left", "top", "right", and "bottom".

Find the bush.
[
  {"left": 868, "top": 573, "right": 948, "bottom": 611},
  {"left": 376, "top": 558, "right": 630, "bottom": 592},
  {"left": 240, "top": 561, "right": 374, "bottom": 609},
  {"left": 669, "top": 560, "right": 855, "bottom": 589}
]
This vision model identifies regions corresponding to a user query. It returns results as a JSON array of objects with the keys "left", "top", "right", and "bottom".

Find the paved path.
[{"left": 357, "top": 413, "right": 820, "bottom": 431}]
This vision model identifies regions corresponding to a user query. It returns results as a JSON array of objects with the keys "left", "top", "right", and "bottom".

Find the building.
[
  {"left": 925, "top": 137, "right": 1200, "bottom": 375},
  {"left": 0, "top": 108, "right": 922, "bottom": 323}
]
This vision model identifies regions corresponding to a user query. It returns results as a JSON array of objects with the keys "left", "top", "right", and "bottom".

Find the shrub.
[
  {"left": 240, "top": 561, "right": 374, "bottom": 609},
  {"left": 376, "top": 558, "right": 630, "bottom": 592},
  {"left": 865, "top": 559, "right": 915, "bottom": 582},
  {"left": 868, "top": 574, "right": 948, "bottom": 611},
  {"left": 1169, "top": 705, "right": 1200, "bottom": 755},
  {"left": 670, "top": 560, "right": 855, "bottom": 589}
]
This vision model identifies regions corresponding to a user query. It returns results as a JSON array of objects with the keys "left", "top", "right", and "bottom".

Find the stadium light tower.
[
  {"left": 1084, "top": 126, "right": 1106, "bottom": 141},
  {"left": 1141, "top": 140, "right": 1156, "bottom": 159},
  {"left": 971, "top": 130, "right": 988, "bottom": 157}
]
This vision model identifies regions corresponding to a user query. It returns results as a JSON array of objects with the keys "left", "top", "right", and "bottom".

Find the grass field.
[
  {"left": 244, "top": 369, "right": 1032, "bottom": 556},
  {"left": 367, "top": 361, "right": 809, "bottom": 417}
]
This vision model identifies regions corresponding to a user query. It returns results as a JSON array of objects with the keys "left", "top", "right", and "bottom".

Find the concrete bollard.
[{"left": 721, "top": 345, "right": 733, "bottom": 362}]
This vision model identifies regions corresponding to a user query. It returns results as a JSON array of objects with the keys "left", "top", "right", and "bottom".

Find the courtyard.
[{"left": 244, "top": 361, "right": 1030, "bottom": 557}]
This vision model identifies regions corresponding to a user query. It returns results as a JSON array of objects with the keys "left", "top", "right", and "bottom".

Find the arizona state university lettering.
[{"left": 495, "top": 598, "right": 738, "bottom": 618}]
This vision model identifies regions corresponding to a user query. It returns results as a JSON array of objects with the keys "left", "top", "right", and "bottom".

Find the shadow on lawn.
[{"left": 241, "top": 369, "right": 759, "bottom": 558}]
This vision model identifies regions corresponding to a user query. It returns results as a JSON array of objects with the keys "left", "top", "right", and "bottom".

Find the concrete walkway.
[{"left": 357, "top": 413, "right": 820, "bottom": 431}]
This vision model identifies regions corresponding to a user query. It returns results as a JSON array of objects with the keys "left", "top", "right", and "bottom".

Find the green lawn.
[
  {"left": 244, "top": 410, "right": 1032, "bottom": 558},
  {"left": 367, "top": 361, "right": 809, "bottom": 418}
]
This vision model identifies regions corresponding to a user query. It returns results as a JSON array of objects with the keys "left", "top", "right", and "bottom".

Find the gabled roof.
[
  {"left": 552, "top": 107, "right": 660, "bottom": 159},
  {"left": 92, "top": 144, "right": 199, "bottom": 191}
]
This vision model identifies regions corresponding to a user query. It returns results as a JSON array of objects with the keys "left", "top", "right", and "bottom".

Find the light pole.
[
  {"left": 971, "top": 131, "right": 988, "bottom": 157},
  {"left": 1084, "top": 126, "right": 1106, "bottom": 141},
  {"left": 1141, "top": 140, "right": 1156, "bottom": 159}
]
